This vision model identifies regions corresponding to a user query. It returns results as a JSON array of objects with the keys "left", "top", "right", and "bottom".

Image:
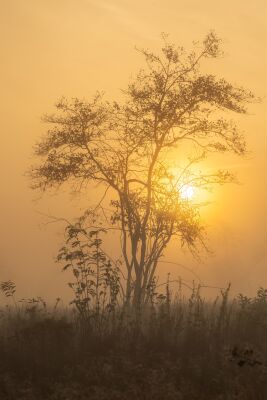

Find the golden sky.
[{"left": 0, "top": 0, "right": 266, "bottom": 300}]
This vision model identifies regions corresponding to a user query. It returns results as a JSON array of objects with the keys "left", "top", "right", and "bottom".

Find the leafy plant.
[
  {"left": 0, "top": 280, "right": 16, "bottom": 298},
  {"left": 57, "top": 222, "right": 122, "bottom": 323}
]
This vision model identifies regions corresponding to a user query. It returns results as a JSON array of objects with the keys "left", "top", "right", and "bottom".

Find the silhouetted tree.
[{"left": 30, "top": 32, "right": 254, "bottom": 307}]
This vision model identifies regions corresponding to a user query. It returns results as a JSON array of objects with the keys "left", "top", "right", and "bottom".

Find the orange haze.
[{"left": 0, "top": 0, "right": 266, "bottom": 301}]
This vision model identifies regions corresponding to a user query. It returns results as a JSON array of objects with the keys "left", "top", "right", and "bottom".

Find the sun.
[{"left": 180, "top": 184, "right": 195, "bottom": 201}]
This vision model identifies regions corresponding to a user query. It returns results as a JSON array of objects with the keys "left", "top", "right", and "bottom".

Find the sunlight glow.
[{"left": 180, "top": 184, "right": 195, "bottom": 201}]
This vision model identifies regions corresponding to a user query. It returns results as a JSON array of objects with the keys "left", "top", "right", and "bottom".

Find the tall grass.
[{"left": 1, "top": 281, "right": 267, "bottom": 399}]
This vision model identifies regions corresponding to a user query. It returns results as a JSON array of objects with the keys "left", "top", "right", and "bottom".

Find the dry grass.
[{"left": 0, "top": 285, "right": 267, "bottom": 399}]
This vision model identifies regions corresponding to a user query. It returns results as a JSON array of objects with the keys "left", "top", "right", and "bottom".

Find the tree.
[{"left": 30, "top": 32, "right": 254, "bottom": 308}]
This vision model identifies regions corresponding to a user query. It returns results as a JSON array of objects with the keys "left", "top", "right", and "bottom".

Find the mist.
[{"left": 1, "top": 0, "right": 266, "bottom": 301}]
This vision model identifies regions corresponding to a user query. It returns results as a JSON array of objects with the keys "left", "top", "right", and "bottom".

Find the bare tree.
[{"left": 30, "top": 32, "right": 255, "bottom": 307}]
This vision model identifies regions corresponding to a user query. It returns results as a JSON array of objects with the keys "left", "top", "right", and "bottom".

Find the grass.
[{"left": 0, "top": 285, "right": 267, "bottom": 399}]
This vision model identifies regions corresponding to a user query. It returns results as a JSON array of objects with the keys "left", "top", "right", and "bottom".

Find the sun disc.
[{"left": 180, "top": 184, "right": 194, "bottom": 200}]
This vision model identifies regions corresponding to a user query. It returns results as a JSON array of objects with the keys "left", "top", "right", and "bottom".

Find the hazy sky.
[{"left": 1, "top": 0, "right": 266, "bottom": 301}]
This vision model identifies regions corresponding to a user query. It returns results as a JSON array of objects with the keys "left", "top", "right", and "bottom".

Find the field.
[{"left": 1, "top": 284, "right": 267, "bottom": 399}]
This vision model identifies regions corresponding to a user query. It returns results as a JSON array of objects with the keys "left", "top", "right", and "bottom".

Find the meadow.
[{"left": 0, "top": 281, "right": 267, "bottom": 399}]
